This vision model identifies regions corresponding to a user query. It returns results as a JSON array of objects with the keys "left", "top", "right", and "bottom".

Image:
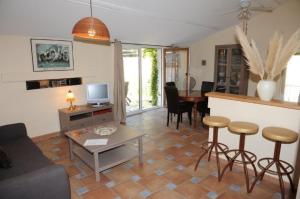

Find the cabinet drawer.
[
  {"left": 68, "top": 118, "right": 94, "bottom": 130},
  {"left": 93, "top": 113, "right": 113, "bottom": 124}
]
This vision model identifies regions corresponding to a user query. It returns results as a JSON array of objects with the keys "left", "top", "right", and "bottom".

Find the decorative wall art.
[{"left": 31, "top": 39, "right": 74, "bottom": 72}]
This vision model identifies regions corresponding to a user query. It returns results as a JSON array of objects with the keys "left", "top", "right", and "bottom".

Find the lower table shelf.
[{"left": 72, "top": 144, "right": 138, "bottom": 172}]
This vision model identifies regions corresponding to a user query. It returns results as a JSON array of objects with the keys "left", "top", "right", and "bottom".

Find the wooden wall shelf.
[{"left": 26, "top": 77, "right": 82, "bottom": 90}]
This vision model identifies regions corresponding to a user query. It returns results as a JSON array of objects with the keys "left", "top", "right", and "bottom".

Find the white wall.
[
  {"left": 0, "top": 35, "right": 114, "bottom": 137},
  {"left": 187, "top": 0, "right": 300, "bottom": 97}
]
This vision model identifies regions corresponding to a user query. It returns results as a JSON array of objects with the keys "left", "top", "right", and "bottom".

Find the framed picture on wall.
[{"left": 31, "top": 39, "right": 74, "bottom": 72}]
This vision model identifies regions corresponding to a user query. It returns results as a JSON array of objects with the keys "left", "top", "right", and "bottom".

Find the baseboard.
[{"left": 31, "top": 132, "right": 61, "bottom": 143}]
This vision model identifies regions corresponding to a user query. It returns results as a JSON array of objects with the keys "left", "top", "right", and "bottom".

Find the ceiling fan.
[
  {"left": 239, "top": 0, "right": 273, "bottom": 12},
  {"left": 223, "top": 0, "right": 273, "bottom": 34}
]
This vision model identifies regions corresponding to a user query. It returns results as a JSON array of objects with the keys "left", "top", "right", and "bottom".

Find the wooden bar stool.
[
  {"left": 194, "top": 116, "right": 230, "bottom": 180},
  {"left": 250, "top": 127, "right": 298, "bottom": 199},
  {"left": 219, "top": 121, "right": 259, "bottom": 192}
]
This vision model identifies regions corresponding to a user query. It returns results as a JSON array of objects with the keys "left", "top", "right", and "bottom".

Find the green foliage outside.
[{"left": 143, "top": 48, "right": 158, "bottom": 106}]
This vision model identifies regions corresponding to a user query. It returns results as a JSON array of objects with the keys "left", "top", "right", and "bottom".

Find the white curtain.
[{"left": 113, "top": 39, "right": 126, "bottom": 123}]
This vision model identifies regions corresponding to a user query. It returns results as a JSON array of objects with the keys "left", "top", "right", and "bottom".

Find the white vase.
[{"left": 257, "top": 80, "right": 276, "bottom": 101}]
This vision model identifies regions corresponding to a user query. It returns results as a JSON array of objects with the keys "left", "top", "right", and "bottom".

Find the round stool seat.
[
  {"left": 203, "top": 116, "right": 230, "bottom": 128},
  {"left": 228, "top": 121, "right": 258, "bottom": 135},
  {"left": 263, "top": 127, "right": 298, "bottom": 143}
]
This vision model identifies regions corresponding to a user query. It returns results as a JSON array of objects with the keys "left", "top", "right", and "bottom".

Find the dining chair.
[
  {"left": 164, "top": 82, "right": 177, "bottom": 120},
  {"left": 165, "top": 82, "right": 176, "bottom": 87},
  {"left": 164, "top": 86, "right": 192, "bottom": 129},
  {"left": 197, "top": 81, "right": 214, "bottom": 126}
]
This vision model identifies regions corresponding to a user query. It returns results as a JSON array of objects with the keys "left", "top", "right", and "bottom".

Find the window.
[{"left": 284, "top": 54, "right": 300, "bottom": 102}]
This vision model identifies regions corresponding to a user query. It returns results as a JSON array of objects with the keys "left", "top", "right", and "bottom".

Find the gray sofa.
[{"left": 0, "top": 123, "right": 71, "bottom": 199}]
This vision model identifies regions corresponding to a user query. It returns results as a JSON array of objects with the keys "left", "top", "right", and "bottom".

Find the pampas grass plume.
[{"left": 235, "top": 26, "right": 300, "bottom": 80}]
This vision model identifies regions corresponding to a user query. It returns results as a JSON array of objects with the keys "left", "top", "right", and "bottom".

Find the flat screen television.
[{"left": 86, "top": 83, "right": 109, "bottom": 106}]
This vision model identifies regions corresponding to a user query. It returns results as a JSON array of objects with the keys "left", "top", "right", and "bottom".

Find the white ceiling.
[{"left": 0, "top": 0, "right": 288, "bottom": 45}]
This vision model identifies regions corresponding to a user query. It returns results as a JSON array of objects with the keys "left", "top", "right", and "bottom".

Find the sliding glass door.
[{"left": 123, "top": 47, "right": 162, "bottom": 114}]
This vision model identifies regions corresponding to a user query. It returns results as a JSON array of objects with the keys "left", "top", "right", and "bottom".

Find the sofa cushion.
[
  {"left": 0, "top": 138, "right": 52, "bottom": 180},
  {"left": 0, "top": 146, "right": 12, "bottom": 169}
]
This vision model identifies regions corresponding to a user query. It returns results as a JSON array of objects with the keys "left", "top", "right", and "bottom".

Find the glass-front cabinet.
[{"left": 214, "top": 44, "right": 248, "bottom": 95}]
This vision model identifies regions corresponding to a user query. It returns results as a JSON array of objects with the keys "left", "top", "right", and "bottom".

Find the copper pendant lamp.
[{"left": 72, "top": 0, "right": 110, "bottom": 45}]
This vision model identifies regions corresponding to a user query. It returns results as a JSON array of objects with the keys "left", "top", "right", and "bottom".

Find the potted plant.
[{"left": 235, "top": 26, "right": 300, "bottom": 101}]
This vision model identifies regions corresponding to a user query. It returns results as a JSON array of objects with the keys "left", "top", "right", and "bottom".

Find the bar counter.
[
  {"left": 206, "top": 92, "right": 300, "bottom": 110},
  {"left": 206, "top": 92, "right": 300, "bottom": 183}
]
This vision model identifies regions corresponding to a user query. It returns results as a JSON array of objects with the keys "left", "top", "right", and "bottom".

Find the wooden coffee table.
[{"left": 65, "top": 122, "right": 145, "bottom": 181}]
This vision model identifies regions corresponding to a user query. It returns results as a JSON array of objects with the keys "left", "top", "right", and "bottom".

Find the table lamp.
[{"left": 66, "top": 90, "right": 76, "bottom": 110}]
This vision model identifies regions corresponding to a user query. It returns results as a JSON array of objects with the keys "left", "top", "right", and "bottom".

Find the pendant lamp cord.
[
  {"left": 90, "top": 0, "right": 93, "bottom": 17},
  {"left": 89, "top": 0, "right": 95, "bottom": 36}
]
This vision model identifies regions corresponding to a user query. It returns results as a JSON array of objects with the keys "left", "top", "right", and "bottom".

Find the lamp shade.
[
  {"left": 72, "top": 17, "right": 110, "bottom": 45},
  {"left": 66, "top": 90, "right": 75, "bottom": 101}
]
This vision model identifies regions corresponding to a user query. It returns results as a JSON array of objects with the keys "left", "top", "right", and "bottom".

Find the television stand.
[{"left": 58, "top": 103, "right": 113, "bottom": 132}]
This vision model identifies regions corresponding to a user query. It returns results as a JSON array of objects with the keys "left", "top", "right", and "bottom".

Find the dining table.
[{"left": 178, "top": 90, "right": 206, "bottom": 128}]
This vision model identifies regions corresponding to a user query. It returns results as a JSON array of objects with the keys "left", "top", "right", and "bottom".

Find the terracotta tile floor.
[{"left": 37, "top": 108, "right": 295, "bottom": 199}]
